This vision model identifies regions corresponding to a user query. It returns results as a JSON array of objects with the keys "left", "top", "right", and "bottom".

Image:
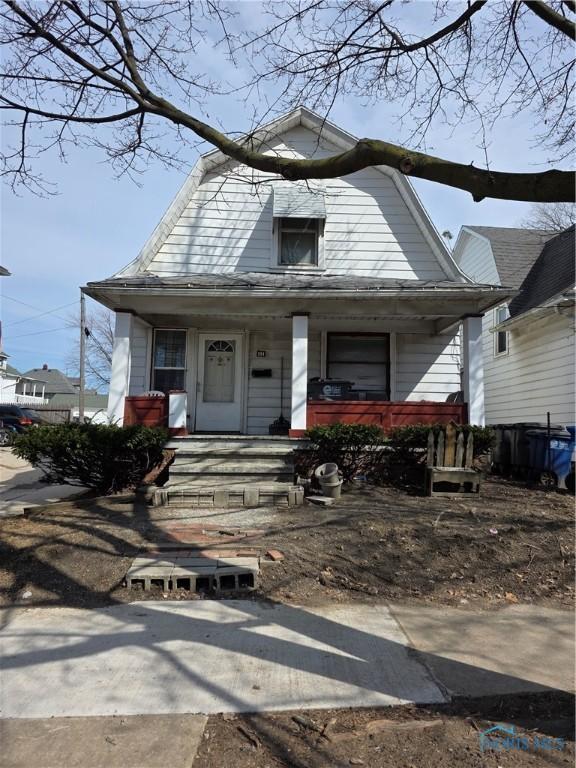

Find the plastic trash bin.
[
  {"left": 549, "top": 434, "right": 575, "bottom": 489},
  {"left": 527, "top": 428, "right": 573, "bottom": 488},
  {"left": 509, "top": 423, "right": 548, "bottom": 474}
]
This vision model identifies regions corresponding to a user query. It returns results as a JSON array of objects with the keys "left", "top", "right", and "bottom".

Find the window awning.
[{"left": 272, "top": 186, "right": 326, "bottom": 219}]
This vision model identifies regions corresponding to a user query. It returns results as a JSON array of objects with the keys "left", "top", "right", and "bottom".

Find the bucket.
[
  {"left": 314, "top": 463, "right": 339, "bottom": 484},
  {"left": 319, "top": 478, "right": 343, "bottom": 499}
]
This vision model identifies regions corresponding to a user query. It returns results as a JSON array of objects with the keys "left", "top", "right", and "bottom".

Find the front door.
[{"left": 195, "top": 334, "right": 243, "bottom": 432}]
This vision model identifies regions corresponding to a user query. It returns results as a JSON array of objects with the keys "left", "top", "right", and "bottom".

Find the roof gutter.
[{"left": 492, "top": 295, "right": 575, "bottom": 332}]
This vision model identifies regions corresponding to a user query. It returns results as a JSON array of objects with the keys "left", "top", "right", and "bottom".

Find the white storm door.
[{"left": 195, "top": 334, "right": 243, "bottom": 432}]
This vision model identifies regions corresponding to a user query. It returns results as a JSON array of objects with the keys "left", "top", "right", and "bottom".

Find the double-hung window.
[
  {"left": 327, "top": 334, "right": 390, "bottom": 400},
  {"left": 279, "top": 218, "right": 319, "bottom": 266},
  {"left": 272, "top": 186, "right": 325, "bottom": 269},
  {"left": 152, "top": 329, "right": 186, "bottom": 392}
]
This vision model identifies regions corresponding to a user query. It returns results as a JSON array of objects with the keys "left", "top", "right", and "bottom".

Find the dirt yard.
[
  {"left": 0, "top": 478, "right": 573, "bottom": 610},
  {"left": 194, "top": 692, "right": 574, "bottom": 768}
]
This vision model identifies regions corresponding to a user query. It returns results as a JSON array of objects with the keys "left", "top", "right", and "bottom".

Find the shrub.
[
  {"left": 13, "top": 423, "right": 169, "bottom": 494},
  {"left": 302, "top": 423, "right": 385, "bottom": 482}
]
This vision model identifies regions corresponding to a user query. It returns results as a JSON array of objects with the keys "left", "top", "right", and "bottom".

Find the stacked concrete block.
[{"left": 125, "top": 553, "right": 260, "bottom": 594}]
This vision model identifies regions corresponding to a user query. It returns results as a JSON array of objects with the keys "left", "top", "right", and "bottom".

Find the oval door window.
[{"left": 204, "top": 340, "right": 235, "bottom": 402}]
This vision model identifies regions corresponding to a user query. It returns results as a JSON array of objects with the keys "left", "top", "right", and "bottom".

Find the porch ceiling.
[{"left": 85, "top": 272, "right": 513, "bottom": 333}]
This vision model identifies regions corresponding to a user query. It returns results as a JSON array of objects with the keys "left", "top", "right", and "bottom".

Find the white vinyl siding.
[
  {"left": 128, "top": 318, "right": 150, "bottom": 395},
  {"left": 245, "top": 327, "right": 460, "bottom": 433},
  {"left": 483, "top": 314, "right": 575, "bottom": 425},
  {"left": 396, "top": 333, "right": 461, "bottom": 400},
  {"left": 149, "top": 126, "right": 449, "bottom": 280},
  {"left": 454, "top": 230, "right": 500, "bottom": 285},
  {"left": 246, "top": 329, "right": 321, "bottom": 435}
]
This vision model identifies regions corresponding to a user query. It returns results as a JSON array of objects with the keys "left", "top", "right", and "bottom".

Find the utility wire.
[
  {"left": 9, "top": 325, "right": 72, "bottom": 340},
  {"left": 3, "top": 297, "right": 79, "bottom": 327}
]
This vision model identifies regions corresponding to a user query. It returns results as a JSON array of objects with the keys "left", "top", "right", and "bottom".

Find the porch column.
[
  {"left": 107, "top": 312, "right": 133, "bottom": 426},
  {"left": 290, "top": 314, "right": 309, "bottom": 436},
  {"left": 462, "top": 315, "right": 485, "bottom": 426}
]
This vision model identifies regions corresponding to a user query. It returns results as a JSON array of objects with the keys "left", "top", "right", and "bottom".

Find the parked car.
[
  {"left": 0, "top": 405, "right": 46, "bottom": 435},
  {"left": 0, "top": 424, "right": 17, "bottom": 446}
]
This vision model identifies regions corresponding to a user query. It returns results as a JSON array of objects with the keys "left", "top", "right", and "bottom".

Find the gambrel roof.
[{"left": 114, "top": 106, "right": 467, "bottom": 283}]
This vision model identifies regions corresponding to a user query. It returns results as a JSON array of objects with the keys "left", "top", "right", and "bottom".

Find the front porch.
[{"left": 86, "top": 273, "right": 509, "bottom": 433}]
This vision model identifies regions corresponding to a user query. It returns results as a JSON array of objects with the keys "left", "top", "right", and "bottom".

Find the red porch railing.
[{"left": 305, "top": 400, "right": 468, "bottom": 433}]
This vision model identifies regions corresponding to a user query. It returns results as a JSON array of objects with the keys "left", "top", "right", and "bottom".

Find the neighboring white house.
[
  {"left": 453, "top": 225, "right": 575, "bottom": 426},
  {"left": 21, "top": 364, "right": 108, "bottom": 423},
  {"left": 85, "top": 107, "right": 510, "bottom": 434},
  {"left": 0, "top": 350, "right": 48, "bottom": 406}
]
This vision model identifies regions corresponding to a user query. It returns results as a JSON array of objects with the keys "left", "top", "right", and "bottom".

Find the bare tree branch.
[
  {"left": 524, "top": 0, "right": 576, "bottom": 38},
  {"left": 1, "top": 0, "right": 574, "bottom": 202}
]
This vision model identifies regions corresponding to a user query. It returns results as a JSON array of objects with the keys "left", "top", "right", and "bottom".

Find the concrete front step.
[
  {"left": 168, "top": 473, "right": 295, "bottom": 485},
  {"left": 171, "top": 458, "right": 294, "bottom": 471},
  {"left": 168, "top": 436, "right": 302, "bottom": 450},
  {"left": 154, "top": 483, "right": 304, "bottom": 508},
  {"left": 161, "top": 436, "right": 303, "bottom": 508}
]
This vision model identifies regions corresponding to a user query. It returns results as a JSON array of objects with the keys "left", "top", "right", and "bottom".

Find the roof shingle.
[
  {"left": 465, "top": 226, "right": 554, "bottom": 288},
  {"left": 509, "top": 226, "right": 575, "bottom": 317}
]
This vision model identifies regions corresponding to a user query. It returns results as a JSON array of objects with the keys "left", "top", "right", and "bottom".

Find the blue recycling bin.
[
  {"left": 550, "top": 435, "right": 575, "bottom": 489},
  {"left": 527, "top": 428, "right": 575, "bottom": 488}
]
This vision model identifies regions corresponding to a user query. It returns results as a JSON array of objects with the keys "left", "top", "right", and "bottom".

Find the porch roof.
[{"left": 85, "top": 272, "right": 512, "bottom": 333}]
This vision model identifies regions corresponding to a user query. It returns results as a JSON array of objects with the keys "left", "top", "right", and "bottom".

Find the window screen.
[
  {"left": 279, "top": 218, "right": 318, "bottom": 265},
  {"left": 152, "top": 329, "right": 186, "bottom": 393},
  {"left": 327, "top": 334, "right": 390, "bottom": 399}
]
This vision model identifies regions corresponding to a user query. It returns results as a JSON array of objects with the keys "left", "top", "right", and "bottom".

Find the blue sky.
[{"left": 0, "top": 3, "right": 557, "bottom": 381}]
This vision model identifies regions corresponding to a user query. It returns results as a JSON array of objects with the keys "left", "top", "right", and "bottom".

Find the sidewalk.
[
  {"left": 0, "top": 600, "right": 573, "bottom": 718},
  {"left": 0, "top": 448, "right": 88, "bottom": 517},
  {"left": 1, "top": 599, "right": 572, "bottom": 768}
]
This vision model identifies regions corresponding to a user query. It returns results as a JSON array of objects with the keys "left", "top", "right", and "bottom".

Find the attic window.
[{"left": 279, "top": 218, "right": 319, "bottom": 266}]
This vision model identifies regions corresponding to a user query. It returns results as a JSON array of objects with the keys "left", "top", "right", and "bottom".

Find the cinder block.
[
  {"left": 216, "top": 557, "right": 260, "bottom": 569},
  {"left": 126, "top": 565, "right": 173, "bottom": 592},
  {"left": 213, "top": 489, "right": 229, "bottom": 507},
  {"left": 288, "top": 486, "right": 305, "bottom": 506},
  {"left": 214, "top": 565, "right": 258, "bottom": 593},
  {"left": 243, "top": 488, "right": 259, "bottom": 507},
  {"left": 170, "top": 565, "right": 216, "bottom": 593},
  {"left": 130, "top": 558, "right": 176, "bottom": 568}
]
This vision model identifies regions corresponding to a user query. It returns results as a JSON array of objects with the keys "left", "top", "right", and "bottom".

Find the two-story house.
[
  {"left": 453, "top": 225, "right": 575, "bottom": 426},
  {"left": 85, "top": 108, "right": 509, "bottom": 436}
]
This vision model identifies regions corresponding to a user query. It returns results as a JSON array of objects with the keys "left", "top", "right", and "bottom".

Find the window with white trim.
[
  {"left": 152, "top": 329, "right": 186, "bottom": 392},
  {"left": 327, "top": 334, "right": 390, "bottom": 400},
  {"left": 494, "top": 305, "right": 509, "bottom": 356},
  {"left": 278, "top": 218, "right": 320, "bottom": 266}
]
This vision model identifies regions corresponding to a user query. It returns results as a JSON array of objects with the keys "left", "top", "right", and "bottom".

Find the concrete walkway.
[
  {"left": 0, "top": 448, "right": 87, "bottom": 517},
  {"left": 1, "top": 601, "right": 573, "bottom": 722},
  {"left": 1, "top": 714, "right": 207, "bottom": 768},
  {"left": 391, "top": 603, "right": 575, "bottom": 696},
  {"left": 0, "top": 601, "right": 443, "bottom": 718}
]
